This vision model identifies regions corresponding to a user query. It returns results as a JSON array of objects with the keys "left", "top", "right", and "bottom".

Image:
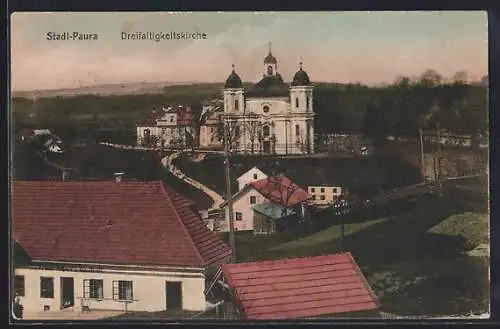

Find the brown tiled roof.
[
  {"left": 250, "top": 175, "right": 309, "bottom": 208},
  {"left": 12, "top": 181, "right": 231, "bottom": 267},
  {"left": 222, "top": 253, "right": 380, "bottom": 320}
]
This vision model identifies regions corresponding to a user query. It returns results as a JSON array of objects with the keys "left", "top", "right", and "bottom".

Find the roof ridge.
[
  {"left": 158, "top": 182, "right": 205, "bottom": 266},
  {"left": 228, "top": 253, "right": 351, "bottom": 267}
]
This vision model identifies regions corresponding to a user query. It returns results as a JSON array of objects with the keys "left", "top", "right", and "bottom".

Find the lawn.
[
  {"left": 428, "top": 212, "right": 489, "bottom": 249},
  {"left": 268, "top": 217, "right": 390, "bottom": 253}
]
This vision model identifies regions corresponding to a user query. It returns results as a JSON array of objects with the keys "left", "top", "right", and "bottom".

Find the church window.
[
  {"left": 295, "top": 125, "right": 300, "bottom": 136},
  {"left": 306, "top": 97, "right": 310, "bottom": 110},
  {"left": 267, "top": 65, "right": 273, "bottom": 76},
  {"left": 263, "top": 125, "right": 270, "bottom": 137},
  {"left": 263, "top": 105, "right": 270, "bottom": 113},
  {"left": 235, "top": 99, "right": 239, "bottom": 111},
  {"left": 295, "top": 98, "right": 299, "bottom": 108}
]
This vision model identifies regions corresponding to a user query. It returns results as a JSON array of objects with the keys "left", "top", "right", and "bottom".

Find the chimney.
[
  {"left": 114, "top": 172, "right": 125, "bottom": 182},
  {"left": 62, "top": 169, "right": 72, "bottom": 181}
]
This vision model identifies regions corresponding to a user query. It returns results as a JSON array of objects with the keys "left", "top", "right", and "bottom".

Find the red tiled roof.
[
  {"left": 12, "top": 181, "right": 231, "bottom": 267},
  {"left": 222, "top": 253, "right": 380, "bottom": 320},
  {"left": 250, "top": 175, "right": 309, "bottom": 208}
]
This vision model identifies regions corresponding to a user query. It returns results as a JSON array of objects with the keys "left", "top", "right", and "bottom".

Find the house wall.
[
  {"left": 236, "top": 168, "right": 267, "bottom": 191},
  {"left": 15, "top": 266, "right": 206, "bottom": 313},
  {"left": 221, "top": 188, "right": 267, "bottom": 232},
  {"left": 308, "top": 186, "right": 342, "bottom": 205},
  {"left": 199, "top": 124, "right": 221, "bottom": 148}
]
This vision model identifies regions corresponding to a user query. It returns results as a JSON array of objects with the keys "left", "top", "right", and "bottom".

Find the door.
[
  {"left": 166, "top": 281, "right": 183, "bottom": 310},
  {"left": 60, "top": 277, "right": 74, "bottom": 309},
  {"left": 263, "top": 141, "right": 271, "bottom": 154}
]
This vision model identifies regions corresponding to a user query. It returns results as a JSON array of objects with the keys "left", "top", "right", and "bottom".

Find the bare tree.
[
  {"left": 244, "top": 113, "right": 260, "bottom": 155},
  {"left": 217, "top": 115, "right": 241, "bottom": 154}
]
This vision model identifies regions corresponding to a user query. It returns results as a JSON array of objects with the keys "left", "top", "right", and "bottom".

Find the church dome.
[
  {"left": 264, "top": 53, "right": 277, "bottom": 64},
  {"left": 224, "top": 65, "right": 243, "bottom": 88},
  {"left": 291, "top": 63, "right": 311, "bottom": 86}
]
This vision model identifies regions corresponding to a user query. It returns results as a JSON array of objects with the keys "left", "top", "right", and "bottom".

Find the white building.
[
  {"left": 222, "top": 44, "right": 315, "bottom": 155},
  {"left": 12, "top": 180, "right": 231, "bottom": 317},
  {"left": 136, "top": 106, "right": 198, "bottom": 149},
  {"left": 235, "top": 167, "right": 268, "bottom": 191},
  {"left": 199, "top": 99, "right": 224, "bottom": 149},
  {"left": 219, "top": 174, "right": 309, "bottom": 233}
]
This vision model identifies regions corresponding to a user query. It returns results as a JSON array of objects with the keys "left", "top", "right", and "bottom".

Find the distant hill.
[{"left": 11, "top": 81, "right": 205, "bottom": 99}]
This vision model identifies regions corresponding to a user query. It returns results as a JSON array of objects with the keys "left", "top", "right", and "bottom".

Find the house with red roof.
[
  {"left": 12, "top": 180, "right": 232, "bottom": 317},
  {"left": 219, "top": 174, "right": 310, "bottom": 233},
  {"left": 219, "top": 253, "right": 381, "bottom": 320},
  {"left": 136, "top": 105, "right": 198, "bottom": 149}
]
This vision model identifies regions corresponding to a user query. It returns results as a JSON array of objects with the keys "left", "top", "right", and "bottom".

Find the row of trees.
[{"left": 11, "top": 70, "right": 487, "bottom": 144}]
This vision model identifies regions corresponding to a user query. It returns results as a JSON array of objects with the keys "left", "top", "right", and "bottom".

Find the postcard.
[{"left": 10, "top": 11, "right": 489, "bottom": 321}]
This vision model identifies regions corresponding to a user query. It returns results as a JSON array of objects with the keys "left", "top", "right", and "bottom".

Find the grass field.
[{"left": 428, "top": 212, "right": 489, "bottom": 249}]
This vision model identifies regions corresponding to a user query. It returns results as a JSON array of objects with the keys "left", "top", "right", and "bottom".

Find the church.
[{"left": 222, "top": 44, "right": 315, "bottom": 155}]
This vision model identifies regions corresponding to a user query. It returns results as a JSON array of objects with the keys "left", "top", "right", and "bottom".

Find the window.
[
  {"left": 234, "top": 99, "right": 239, "bottom": 111},
  {"left": 263, "top": 126, "right": 270, "bottom": 137},
  {"left": 295, "top": 125, "right": 300, "bottom": 136},
  {"left": 235, "top": 212, "right": 243, "bottom": 221},
  {"left": 250, "top": 196, "right": 257, "bottom": 204},
  {"left": 320, "top": 187, "right": 325, "bottom": 193},
  {"left": 320, "top": 195, "right": 326, "bottom": 200},
  {"left": 267, "top": 65, "right": 274, "bottom": 75},
  {"left": 170, "top": 116, "right": 174, "bottom": 123},
  {"left": 295, "top": 98, "right": 299, "bottom": 108},
  {"left": 144, "top": 129, "right": 151, "bottom": 138},
  {"left": 113, "top": 280, "right": 133, "bottom": 301},
  {"left": 333, "top": 188, "right": 338, "bottom": 194},
  {"left": 312, "top": 195, "right": 316, "bottom": 200},
  {"left": 306, "top": 95, "right": 310, "bottom": 110},
  {"left": 14, "top": 275, "right": 25, "bottom": 297},
  {"left": 253, "top": 173, "right": 258, "bottom": 179},
  {"left": 263, "top": 105, "right": 270, "bottom": 113},
  {"left": 210, "top": 127, "right": 215, "bottom": 133},
  {"left": 310, "top": 187, "right": 315, "bottom": 193},
  {"left": 83, "top": 279, "right": 103, "bottom": 299},
  {"left": 40, "top": 277, "right": 54, "bottom": 298},
  {"left": 235, "top": 125, "right": 240, "bottom": 137}
]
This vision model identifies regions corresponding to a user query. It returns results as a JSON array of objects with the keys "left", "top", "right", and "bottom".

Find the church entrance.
[{"left": 263, "top": 141, "right": 271, "bottom": 154}]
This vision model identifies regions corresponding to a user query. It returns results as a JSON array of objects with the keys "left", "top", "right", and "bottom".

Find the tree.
[
  {"left": 141, "top": 134, "right": 159, "bottom": 148},
  {"left": 244, "top": 113, "right": 260, "bottom": 155},
  {"left": 419, "top": 69, "right": 443, "bottom": 87},
  {"left": 452, "top": 71, "right": 469, "bottom": 85},
  {"left": 362, "top": 101, "right": 391, "bottom": 147},
  {"left": 216, "top": 115, "right": 241, "bottom": 154}
]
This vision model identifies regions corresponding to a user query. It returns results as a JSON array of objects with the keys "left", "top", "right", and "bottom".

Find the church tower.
[
  {"left": 289, "top": 61, "right": 314, "bottom": 154},
  {"left": 263, "top": 42, "right": 278, "bottom": 78},
  {"left": 223, "top": 64, "right": 244, "bottom": 114}
]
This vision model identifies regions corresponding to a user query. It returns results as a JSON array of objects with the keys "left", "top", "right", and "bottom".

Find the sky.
[{"left": 11, "top": 11, "right": 488, "bottom": 91}]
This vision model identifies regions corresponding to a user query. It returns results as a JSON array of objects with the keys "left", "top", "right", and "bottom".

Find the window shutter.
[
  {"left": 83, "top": 279, "right": 90, "bottom": 298},
  {"left": 112, "top": 281, "right": 119, "bottom": 300}
]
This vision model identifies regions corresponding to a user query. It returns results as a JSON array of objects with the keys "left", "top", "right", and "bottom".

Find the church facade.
[{"left": 222, "top": 45, "right": 315, "bottom": 155}]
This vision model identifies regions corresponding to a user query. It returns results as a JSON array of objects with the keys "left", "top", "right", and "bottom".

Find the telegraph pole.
[{"left": 223, "top": 114, "right": 236, "bottom": 262}]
